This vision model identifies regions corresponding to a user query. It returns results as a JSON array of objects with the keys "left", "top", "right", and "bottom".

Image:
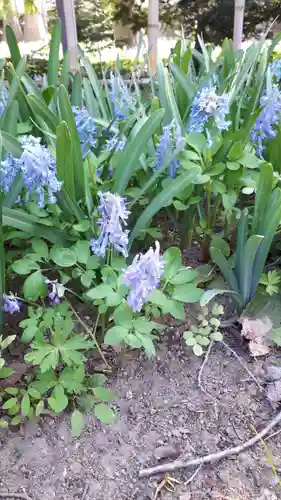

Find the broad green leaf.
[
  {"left": 27, "top": 94, "right": 59, "bottom": 133},
  {"left": 48, "top": 385, "right": 68, "bottom": 413},
  {"left": 0, "top": 367, "right": 15, "bottom": 379},
  {"left": 149, "top": 289, "right": 170, "bottom": 308},
  {"left": 93, "top": 387, "right": 116, "bottom": 402},
  {"left": 50, "top": 247, "right": 77, "bottom": 267},
  {"left": 80, "top": 270, "right": 95, "bottom": 288},
  {"left": 60, "top": 49, "right": 70, "bottom": 88},
  {"left": 172, "top": 284, "right": 203, "bottom": 303},
  {"left": 94, "top": 403, "right": 116, "bottom": 424},
  {"left": 12, "top": 258, "right": 39, "bottom": 275},
  {"left": 31, "top": 239, "right": 49, "bottom": 259},
  {"left": 166, "top": 299, "right": 185, "bottom": 320},
  {"left": 82, "top": 55, "right": 108, "bottom": 119},
  {"left": 87, "top": 284, "right": 114, "bottom": 300},
  {"left": 71, "top": 409, "right": 85, "bottom": 437},
  {"left": 113, "top": 304, "right": 133, "bottom": 327},
  {"left": 73, "top": 220, "right": 90, "bottom": 232},
  {"left": 23, "top": 271, "right": 47, "bottom": 301},
  {"left": 106, "top": 292, "right": 122, "bottom": 307},
  {"left": 104, "top": 326, "right": 128, "bottom": 345},
  {"left": 21, "top": 392, "right": 31, "bottom": 417},
  {"left": 193, "top": 344, "right": 203, "bottom": 356},
  {"left": 136, "top": 333, "right": 156, "bottom": 357},
  {"left": 73, "top": 241, "right": 90, "bottom": 265},
  {"left": 1, "top": 335, "right": 15, "bottom": 349},
  {"left": 163, "top": 247, "right": 182, "bottom": 281},
  {"left": 170, "top": 268, "right": 197, "bottom": 285},
  {"left": 3, "top": 397, "right": 18, "bottom": 410}
]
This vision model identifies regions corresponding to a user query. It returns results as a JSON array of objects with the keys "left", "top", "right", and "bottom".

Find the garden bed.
[{"left": 0, "top": 327, "right": 281, "bottom": 500}]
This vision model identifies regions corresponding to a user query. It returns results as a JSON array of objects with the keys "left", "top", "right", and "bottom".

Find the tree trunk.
[
  {"left": 56, "top": 0, "right": 79, "bottom": 73},
  {"left": 148, "top": 0, "right": 159, "bottom": 77},
  {"left": 23, "top": 0, "right": 48, "bottom": 42},
  {"left": 233, "top": 0, "right": 245, "bottom": 51},
  {"left": 3, "top": 0, "right": 23, "bottom": 41}
]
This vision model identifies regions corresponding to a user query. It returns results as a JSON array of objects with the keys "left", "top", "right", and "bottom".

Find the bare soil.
[{"left": 0, "top": 327, "right": 281, "bottom": 500}]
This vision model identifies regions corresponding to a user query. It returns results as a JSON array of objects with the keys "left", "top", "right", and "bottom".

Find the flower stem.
[{"left": 69, "top": 303, "right": 111, "bottom": 369}]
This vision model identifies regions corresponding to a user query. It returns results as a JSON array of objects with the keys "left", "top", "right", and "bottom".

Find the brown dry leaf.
[{"left": 241, "top": 316, "right": 272, "bottom": 356}]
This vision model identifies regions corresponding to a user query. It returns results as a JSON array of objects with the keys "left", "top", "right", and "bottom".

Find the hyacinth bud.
[
  {"left": 188, "top": 87, "right": 231, "bottom": 133},
  {"left": 3, "top": 294, "right": 20, "bottom": 314},
  {"left": 72, "top": 106, "right": 97, "bottom": 158},
  {"left": 251, "top": 85, "right": 281, "bottom": 157},
  {"left": 154, "top": 119, "right": 185, "bottom": 178},
  {"left": 122, "top": 241, "right": 165, "bottom": 312},
  {"left": 0, "top": 136, "right": 62, "bottom": 207},
  {"left": 90, "top": 192, "right": 130, "bottom": 258}
]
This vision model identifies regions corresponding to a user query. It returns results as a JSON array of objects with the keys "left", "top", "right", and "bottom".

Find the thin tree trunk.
[
  {"left": 148, "top": 0, "right": 159, "bottom": 77},
  {"left": 233, "top": 0, "right": 245, "bottom": 51},
  {"left": 3, "top": 0, "right": 23, "bottom": 41},
  {"left": 56, "top": 0, "right": 79, "bottom": 73}
]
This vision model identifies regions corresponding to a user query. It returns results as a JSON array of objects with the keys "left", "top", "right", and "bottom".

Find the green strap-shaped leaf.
[
  {"left": 56, "top": 121, "right": 75, "bottom": 199},
  {"left": 240, "top": 235, "right": 264, "bottom": 305},
  {"left": 113, "top": 109, "right": 164, "bottom": 195},
  {"left": 60, "top": 49, "right": 70, "bottom": 89},
  {"left": 251, "top": 188, "right": 281, "bottom": 297},
  {"left": 129, "top": 168, "right": 200, "bottom": 245},
  {"left": 82, "top": 55, "right": 108, "bottom": 119},
  {"left": 210, "top": 246, "right": 240, "bottom": 294},
  {"left": 235, "top": 209, "right": 248, "bottom": 290},
  {"left": 5, "top": 25, "right": 21, "bottom": 67},
  {"left": 58, "top": 85, "right": 84, "bottom": 196},
  {"left": 83, "top": 78, "right": 99, "bottom": 117},
  {"left": 27, "top": 94, "right": 59, "bottom": 133},
  {"left": 252, "top": 162, "right": 273, "bottom": 235},
  {"left": 71, "top": 72, "right": 83, "bottom": 108},
  {"left": 3, "top": 208, "right": 67, "bottom": 245},
  {"left": 48, "top": 20, "right": 62, "bottom": 88},
  {"left": 200, "top": 289, "right": 244, "bottom": 308},
  {"left": 2, "top": 100, "right": 19, "bottom": 138},
  {"left": 0, "top": 131, "right": 23, "bottom": 157}
]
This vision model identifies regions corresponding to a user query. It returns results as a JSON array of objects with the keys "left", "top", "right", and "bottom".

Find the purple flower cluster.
[
  {"left": 0, "top": 136, "right": 62, "bottom": 207},
  {"left": 109, "top": 73, "right": 135, "bottom": 121},
  {"left": 251, "top": 85, "right": 281, "bottom": 157},
  {"left": 154, "top": 120, "right": 185, "bottom": 178},
  {"left": 270, "top": 60, "right": 281, "bottom": 83},
  {"left": 3, "top": 294, "right": 20, "bottom": 314},
  {"left": 188, "top": 87, "right": 231, "bottom": 133},
  {"left": 123, "top": 241, "right": 165, "bottom": 312},
  {"left": 45, "top": 279, "right": 64, "bottom": 306},
  {"left": 90, "top": 192, "right": 130, "bottom": 258},
  {"left": 72, "top": 107, "right": 97, "bottom": 158},
  {"left": 104, "top": 133, "right": 126, "bottom": 153}
]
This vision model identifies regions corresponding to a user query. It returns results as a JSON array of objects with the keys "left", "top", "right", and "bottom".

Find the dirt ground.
[{"left": 0, "top": 327, "right": 281, "bottom": 500}]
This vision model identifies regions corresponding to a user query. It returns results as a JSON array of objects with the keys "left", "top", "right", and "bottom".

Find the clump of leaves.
[
  {"left": 259, "top": 270, "right": 281, "bottom": 296},
  {"left": 183, "top": 303, "right": 224, "bottom": 356},
  {"left": 0, "top": 304, "right": 116, "bottom": 436}
]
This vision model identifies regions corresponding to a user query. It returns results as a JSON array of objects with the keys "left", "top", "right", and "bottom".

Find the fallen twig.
[
  {"left": 139, "top": 409, "right": 281, "bottom": 477},
  {"left": 184, "top": 464, "right": 203, "bottom": 486},
  {"left": 81, "top": 483, "right": 89, "bottom": 500},
  {"left": 0, "top": 493, "right": 32, "bottom": 500},
  {"left": 221, "top": 340, "right": 264, "bottom": 392},
  {"left": 198, "top": 341, "right": 218, "bottom": 416}
]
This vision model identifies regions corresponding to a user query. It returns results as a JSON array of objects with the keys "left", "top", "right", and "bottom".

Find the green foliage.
[
  {"left": 183, "top": 303, "right": 224, "bottom": 356},
  {"left": 259, "top": 270, "right": 281, "bottom": 296}
]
